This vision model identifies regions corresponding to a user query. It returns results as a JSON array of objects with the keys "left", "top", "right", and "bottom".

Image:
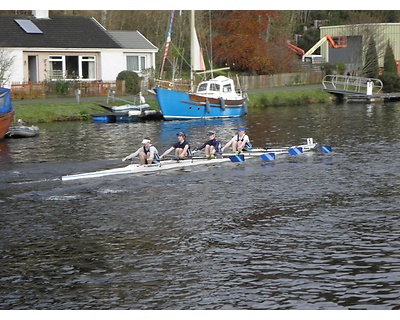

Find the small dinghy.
[
  {"left": 110, "top": 103, "right": 151, "bottom": 116},
  {"left": 99, "top": 91, "right": 151, "bottom": 116},
  {"left": 6, "top": 119, "right": 39, "bottom": 138}
]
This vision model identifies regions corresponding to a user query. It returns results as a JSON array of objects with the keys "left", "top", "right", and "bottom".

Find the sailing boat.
[{"left": 153, "top": 11, "right": 247, "bottom": 120}]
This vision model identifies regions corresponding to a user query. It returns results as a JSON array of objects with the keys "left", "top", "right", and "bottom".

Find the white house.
[{"left": 0, "top": 10, "right": 158, "bottom": 87}]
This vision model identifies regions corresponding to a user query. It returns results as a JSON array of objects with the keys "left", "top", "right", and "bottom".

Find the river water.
[{"left": 0, "top": 102, "right": 399, "bottom": 310}]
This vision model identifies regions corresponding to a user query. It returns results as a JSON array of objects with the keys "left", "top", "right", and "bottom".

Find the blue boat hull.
[
  {"left": 0, "top": 88, "right": 14, "bottom": 139},
  {"left": 154, "top": 88, "right": 247, "bottom": 120}
]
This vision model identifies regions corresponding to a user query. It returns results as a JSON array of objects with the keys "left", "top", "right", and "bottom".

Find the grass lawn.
[
  {"left": 247, "top": 89, "right": 332, "bottom": 108},
  {"left": 13, "top": 99, "right": 160, "bottom": 123}
]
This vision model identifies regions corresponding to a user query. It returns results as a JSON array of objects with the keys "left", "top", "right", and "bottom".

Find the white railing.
[{"left": 322, "top": 74, "right": 383, "bottom": 94}]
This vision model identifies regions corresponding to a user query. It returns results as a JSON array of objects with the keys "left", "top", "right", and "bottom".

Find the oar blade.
[
  {"left": 260, "top": 152, "right": 275, "bottom": 161},
  {"left": 229, "top": 154, "right": 245, "bottom": 162},
  {"left": 317, "top": 145, "right": 332, "bottom": 153},
  {"left": 288, "top": 147, "right": 303, "bottom": 156}
]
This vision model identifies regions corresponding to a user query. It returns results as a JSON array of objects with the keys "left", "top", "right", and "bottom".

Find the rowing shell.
[
  {"left": 62, "top": 157, "right": 232, "bottom": 181},
  {"left": 62, "top": 139, "right": 330, "bottom": 181}
]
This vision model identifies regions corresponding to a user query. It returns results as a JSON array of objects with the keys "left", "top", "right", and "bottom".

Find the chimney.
[{"left": 32, "top": 10, "right": 49, "bottom": 19}]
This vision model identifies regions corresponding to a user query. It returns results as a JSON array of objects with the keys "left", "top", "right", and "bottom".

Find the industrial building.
[{"left": 320, "top": 23, "right": 400, "bottom": 75}]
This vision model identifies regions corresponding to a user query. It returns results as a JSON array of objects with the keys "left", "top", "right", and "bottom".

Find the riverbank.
[
  {"left": 11, "top": 99, "right": 159, "bottom": 123},
  {"left": 11, "top": 86, "right": 332, "bottom": 123},
  {"left": 248, "top": 88, "right": 331, "bottom": 107}
]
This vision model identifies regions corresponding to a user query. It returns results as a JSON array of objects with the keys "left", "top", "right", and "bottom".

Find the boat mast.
[
  {"left": 190, "top": 10, "right": 195, "bottom": 92},
  {"left": 209, "top": 11, "right": 214, "bottom": 78},
  {"left": 160, "top": 10, "right": 175, "bottom": 79},
  {"left": 190, "top": 10, "right": 206, "bottom": 91}
]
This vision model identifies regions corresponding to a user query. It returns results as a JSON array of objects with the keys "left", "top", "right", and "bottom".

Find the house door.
[{"left": 28, "top": 55, "right": 38, "bottom": 83}]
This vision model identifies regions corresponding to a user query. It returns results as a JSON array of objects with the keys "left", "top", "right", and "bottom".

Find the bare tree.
[{"left": 0, "top": 49, "right": 14, "bottom": 86}]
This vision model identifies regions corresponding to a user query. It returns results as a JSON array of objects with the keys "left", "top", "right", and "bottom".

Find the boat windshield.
[
  {"left": 209, "top": 83, "right": 220, "bottom": 92},
  {"left": 198, "top": 83, "right": 208, "bottom": 92},
  {"left": 197, "top": 82, "right": 220, "bottom": 93},
  {"left": 223, "top": 84, "right": 232, "bottom": 92}
]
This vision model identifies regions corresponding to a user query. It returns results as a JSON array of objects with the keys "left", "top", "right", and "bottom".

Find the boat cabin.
[{"left": 196, "top": 76, "right": 239, "bottom": 98}]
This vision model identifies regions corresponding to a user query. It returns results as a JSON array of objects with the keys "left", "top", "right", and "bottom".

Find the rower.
[
  {"left": 122, "top": 138, "right": 160, "bottom": 165},
  {"left": 160, "top": 131, "right": 191, "bottom": 160},
  {"left": 194, "top": 131, "right": 222, "bottom": 159},
  {"left": 221, "top": 127, "right": 252, "bottom": 154}
]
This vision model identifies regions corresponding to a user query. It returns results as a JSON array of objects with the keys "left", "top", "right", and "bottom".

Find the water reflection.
[{"left": 0, "top": 140, "right": 12, "bottom": 163}]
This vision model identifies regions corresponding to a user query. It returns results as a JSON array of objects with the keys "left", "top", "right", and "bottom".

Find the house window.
[
  {"left": 66, "top": 56, "right": 79, "bottom": 79},
  {"left": 80, "top": 56, "right": 96, "bottom": 79},
  {"left": 49, "top": 56, "right": 64, "bottom": 79},
  {"left": 49, "top": 55, "right": 96, "bottom": 80},
  {"left": 127, "top": 55, "right": 146, "bottom": 71}
]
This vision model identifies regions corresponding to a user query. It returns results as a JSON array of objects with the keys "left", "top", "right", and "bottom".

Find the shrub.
[
  {"left": 116, "top": 70, "right": 141, "bottom": 95},
  {"left": 379, "top": 73, "right": 400, "bottom": 93},
  {"left": 55, "top": 80, "right": 70, "bottom": 95}
]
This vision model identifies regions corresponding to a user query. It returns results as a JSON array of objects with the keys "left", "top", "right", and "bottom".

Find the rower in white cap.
[{"left": 122, "top": 138, "right": 160, "bottom": 165}]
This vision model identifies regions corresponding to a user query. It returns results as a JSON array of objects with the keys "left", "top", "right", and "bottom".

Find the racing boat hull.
[{"left": 62, "top": 158, "right": 232, "bottom": 181}]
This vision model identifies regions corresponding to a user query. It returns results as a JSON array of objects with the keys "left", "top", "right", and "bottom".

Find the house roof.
[
  {"left": 107, "top": 30, "right": 158, "bottom": 51},
  {"left": 0, "top": 14, "right": 122, "bottom": 49}
]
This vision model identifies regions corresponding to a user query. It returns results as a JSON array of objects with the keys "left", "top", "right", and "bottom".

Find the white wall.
[
  {"left": 100, "top": 49, "right": 157, "bottom": 81},
  {"left": 3, "top": 49, "right": 24, "bottom": 87},
  {"left": 100, "top": 49, "right": 126, "bottom": 82}
]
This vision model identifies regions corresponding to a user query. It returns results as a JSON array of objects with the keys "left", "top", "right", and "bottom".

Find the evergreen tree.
[
  {"left": 379, "top": 41, "right": 400, "bottom": 92},
  {"left": 383, "top": 42, "right": 397, "bottom": 74},
  {"left": 362, "top": 36, "right": 379, "bottom": 78}
]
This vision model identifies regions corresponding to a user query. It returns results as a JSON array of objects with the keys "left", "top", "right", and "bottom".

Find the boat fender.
[
  {"left": 205, "top": 100, "right": 211, "bottom": 113},
  {"left": 128, "top": 110, "right": 142, "bottom": 117},
  {"left": 243, "top": 100, "right": 248, "bottom": 114},
  {"left": 220, "top": 97, "right": 226, "bottom": 111}
]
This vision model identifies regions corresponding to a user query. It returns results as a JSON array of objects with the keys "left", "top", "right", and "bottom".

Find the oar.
[
  {"left": 288, "top": 147, "right": 303, "bottom": 156},
  {"left": 316, "top": 145, "right": 332, "bottom": 153},
  {"left": 260, "top": 152, "right": 275, "bottom": 161},
  {"left": 260, "top": 147, "right": 302, "bottom": 161},
  {"left": 229, "top": 154, "right": 245, "bottom": 162}
]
